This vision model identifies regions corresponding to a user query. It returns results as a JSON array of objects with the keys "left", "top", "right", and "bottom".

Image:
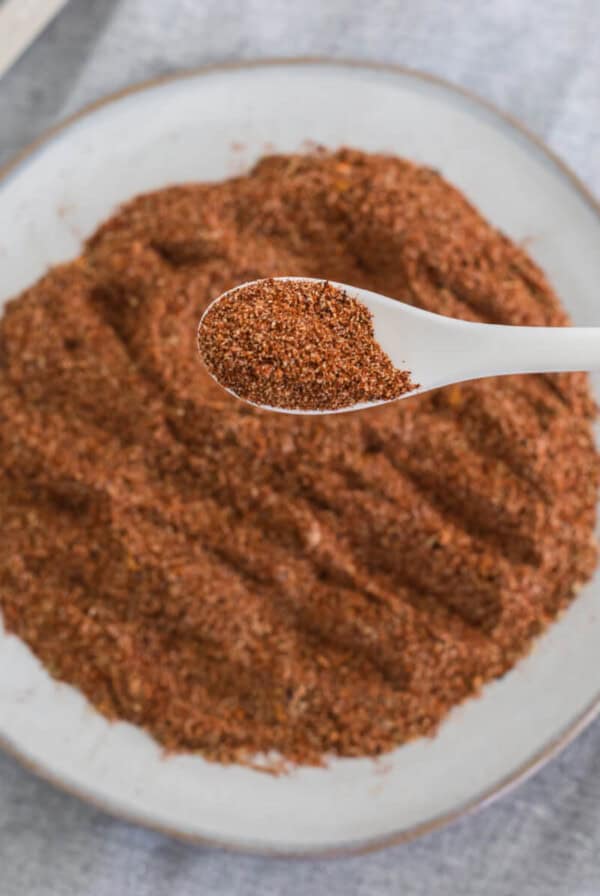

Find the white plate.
[{"left": 1, "top": 60, "right": 600, "bottom": 857}]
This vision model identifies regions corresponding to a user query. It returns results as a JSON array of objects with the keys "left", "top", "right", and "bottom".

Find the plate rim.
[{"left": 1, "top": 56, "right": 600, "bottom": 859}]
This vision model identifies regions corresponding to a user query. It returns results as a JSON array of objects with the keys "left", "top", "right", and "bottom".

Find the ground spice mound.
[
  {"left": 198, "top": 278, "right": 414, "bottom": 410},
  {"left": 0, "top": 149, "right": 598, "bottom": 766}
]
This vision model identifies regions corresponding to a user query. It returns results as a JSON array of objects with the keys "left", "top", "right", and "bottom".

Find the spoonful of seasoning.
[{"left": 197, "top": 277, "right": 600, "bottom": 415}]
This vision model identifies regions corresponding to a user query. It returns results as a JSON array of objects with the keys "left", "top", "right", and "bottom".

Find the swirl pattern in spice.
[{"left": 0, "top": 149, "right": 598, "bottom": 766}]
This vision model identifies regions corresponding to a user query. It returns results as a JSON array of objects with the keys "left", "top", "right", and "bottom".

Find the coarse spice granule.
[
  {"left": 0, "top": 148, "right": 598, "bottom": 766},
  {"left": 198, "top": 278, "right": 415, "bottom": 410}
]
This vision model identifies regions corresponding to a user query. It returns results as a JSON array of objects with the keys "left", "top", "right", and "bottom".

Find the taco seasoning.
[
  {"left": 0, "top": 148, "right": 598, "bottom": 767},
  {"left": 198, "top": 278, "right": 415, "bottom": 410}
]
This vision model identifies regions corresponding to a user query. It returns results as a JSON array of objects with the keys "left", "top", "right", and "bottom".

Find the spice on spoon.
[{"left": 197, "top": 278, "right": 415, "bottom": 410}]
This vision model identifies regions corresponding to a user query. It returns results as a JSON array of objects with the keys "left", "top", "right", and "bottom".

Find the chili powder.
[
  {"left": 0, "top": 149, "right": 598, "bottom": 766},
  {"left": 198, "top": 278, "right": 414, "bottom": 410}
]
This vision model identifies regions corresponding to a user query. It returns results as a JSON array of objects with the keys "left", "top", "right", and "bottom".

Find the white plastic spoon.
[{"left": 199, "top": 277, "right": 600, "bottom": 415}]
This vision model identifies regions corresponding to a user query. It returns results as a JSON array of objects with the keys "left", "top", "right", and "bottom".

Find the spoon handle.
[{"left": 449, "top": 324, "right": 600, "bottom": 382}]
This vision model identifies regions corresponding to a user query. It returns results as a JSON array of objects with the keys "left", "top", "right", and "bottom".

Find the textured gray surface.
[{"left": 2, "top": 1, "right": 600, "bottom": 893}]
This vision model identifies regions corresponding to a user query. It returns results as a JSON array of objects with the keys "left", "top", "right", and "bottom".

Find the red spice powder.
[
  {"left": 198, "top": 278, "right": 415, "bottom": 410},
  {"left": 0, "top": 148, "right": 598, "bottom": 766}
]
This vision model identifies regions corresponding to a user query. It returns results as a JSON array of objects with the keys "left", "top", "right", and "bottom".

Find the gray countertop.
[{"left": 2, "top": 1, "right": 600, "bottom": 893}]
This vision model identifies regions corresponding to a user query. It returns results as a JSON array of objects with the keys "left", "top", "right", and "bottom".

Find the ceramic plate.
[{"left": 1, "top": 60, "right": 600, "bottom": 857}]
